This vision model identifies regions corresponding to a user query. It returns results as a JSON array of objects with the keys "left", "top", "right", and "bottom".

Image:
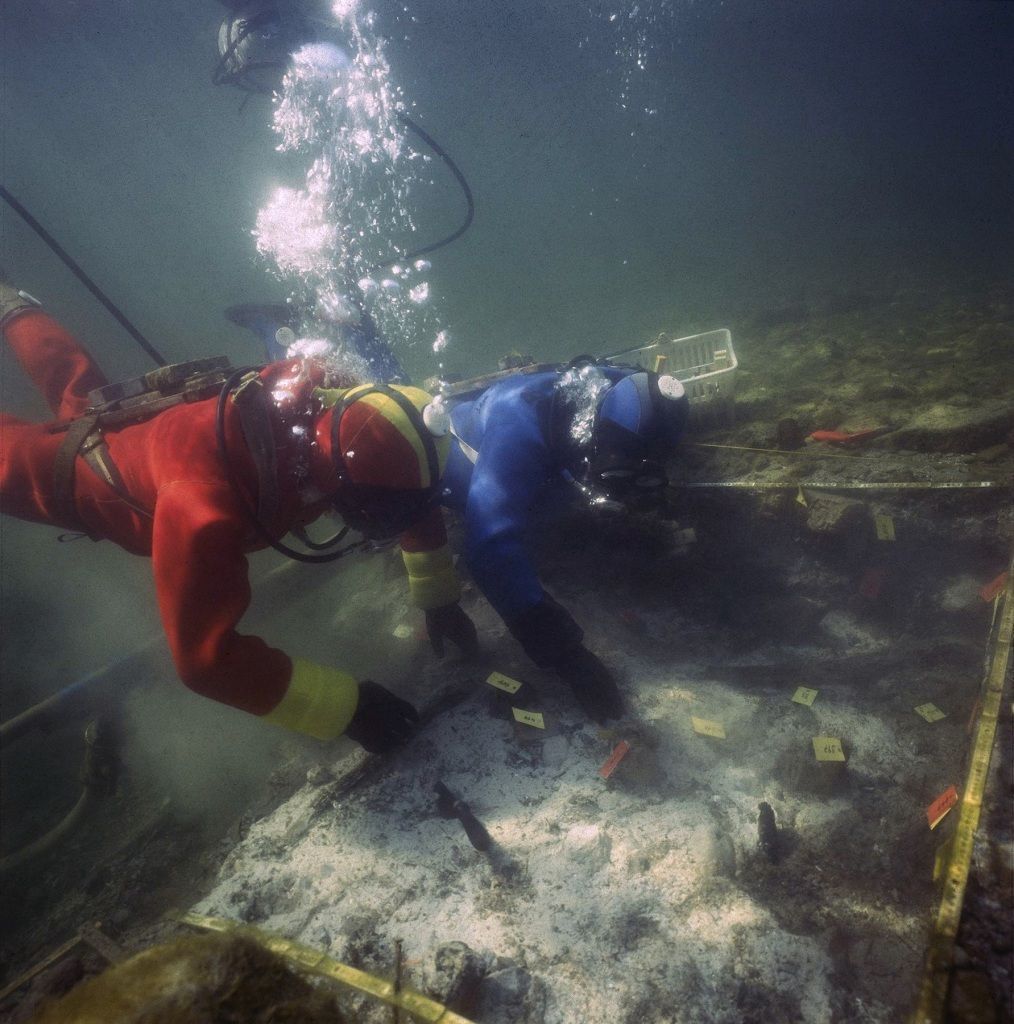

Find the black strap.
[
  {"left": 231, "top": 374, "right": 280, "bottom": 530},
  {"left": 53, "top": 414, "right": 155, "bottom": 535},
  {"left": 53, "top": 415, "right": 100, "bottom": 534},
  {"left": 79, "top": 436, "right": 154, "bottom": 521}
]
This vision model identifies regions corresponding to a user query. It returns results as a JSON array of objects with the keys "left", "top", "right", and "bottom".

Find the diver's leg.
[
  {"left": 344, "top": 314, "right": 409, "bottom": 384},
  {"left": 3, "top": 310, "right": 108, "bottom": 419}
]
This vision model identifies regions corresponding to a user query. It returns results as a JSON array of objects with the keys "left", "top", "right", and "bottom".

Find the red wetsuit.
[{"left": 0, "top": 309, "right": 450, "bottom": 723}]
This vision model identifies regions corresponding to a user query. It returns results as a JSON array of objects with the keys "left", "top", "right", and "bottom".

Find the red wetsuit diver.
[{"left": 0, "top": 280, "right": 476, "bottom": 752}]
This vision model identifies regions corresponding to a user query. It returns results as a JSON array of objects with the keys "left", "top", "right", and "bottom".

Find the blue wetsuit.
[{"left": 441, "top": 366, "right": 637, "bottom": 625}]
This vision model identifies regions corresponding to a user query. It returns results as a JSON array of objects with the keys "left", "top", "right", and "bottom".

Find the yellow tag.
[
  {"left": 796, "top": 486, "right": 808, "bottom": 508},
  {"left": 392, "top": 624, "right": 413, "bottom": 640},
  {"left": 792, "top": 686, "right": 818, "bottom": 706},
  {"left": 487, "top": 671, "right": 522, "bottom": 695},
  {"left": 915, "top": 702, "right": 946, "bottom": 723},
  {"left": 512, "top": 707, "right": 545, "bottom": 730},
  {"left": 874, "top": 514, "right": 896, "bottom": 541},
  {"left": 692, "top": 717, "right": 726, "bottom": 739},
  {"left": 813, "top": 737, "right": 845, "bottom": 762}
]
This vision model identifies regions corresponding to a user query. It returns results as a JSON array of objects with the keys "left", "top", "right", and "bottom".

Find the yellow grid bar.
[
  {"left": 910, "top": 552, "right": 1013, "bottom": 1023},
  {"left": 175, "top": 911, "right": 476, "bottom": 1024}
]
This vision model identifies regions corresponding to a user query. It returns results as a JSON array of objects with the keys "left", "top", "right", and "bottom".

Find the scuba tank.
[{"left": 80, "top": 357, "right": 234, "bottom": 426}]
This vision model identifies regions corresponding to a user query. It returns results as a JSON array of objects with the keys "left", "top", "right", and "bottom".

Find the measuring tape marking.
[{"left": 911, "top": 558, "right": 1013, "bottom": 1023}]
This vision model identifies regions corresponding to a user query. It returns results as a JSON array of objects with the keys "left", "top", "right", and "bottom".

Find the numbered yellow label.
[
  {"left": 874, "top": 514, "right": 896, "bottom": 541},
  {"left": 512, "top": 707, "right": 545, "bottom": 729},
  {"left": 914, "top": 703, "right": 946, "bottom": 723},
  {"left": 487, "top": 671, "right": 522, "bottom": 695},
  {"left": 692, "top": 717, "right": 726, "bottom": 739},
  {"left": 792, "top": 686, "right": 818, "bottom": 706},
  {"left": 813, "top": 737, "right": 845, "bottom": 762}
]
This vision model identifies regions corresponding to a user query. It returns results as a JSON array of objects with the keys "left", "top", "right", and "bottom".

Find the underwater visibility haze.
[{"left": 1, "top": 1, "right": 1012, "bottom": 1022}]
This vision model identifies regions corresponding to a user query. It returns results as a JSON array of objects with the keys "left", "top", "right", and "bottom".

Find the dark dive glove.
[
  {"left": 345, "top": 681, "right": 420, "bottom": 754},
  {"left": 555, "top": 644, "right": 625, "bottom": 723},
  {"left": 506, "top": 593, "right": 584, "bottom": 668},
  {"left": 425, "top": 602, "right": 479, "bottom": 659},
  {"left": 508, "top": 594, "right": 624, "bottom": 723}
]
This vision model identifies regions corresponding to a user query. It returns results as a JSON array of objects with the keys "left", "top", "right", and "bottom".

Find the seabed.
[{"left": 1, "top": 284, "right": 1011, "bottom": 1023}]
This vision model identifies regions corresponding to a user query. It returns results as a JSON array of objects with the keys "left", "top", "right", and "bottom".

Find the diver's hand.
[
  {"left": 425, "top": 602, "right": 479, "bottom": 659},
  {"left": 555, "top": 645, "right": 625, "bottom": 724},
  {"left": 507, "top": 593, "right": 584, "bottom": 669},
  {"left": 345, "top": 681, "right": 420, "bottom": 754}
]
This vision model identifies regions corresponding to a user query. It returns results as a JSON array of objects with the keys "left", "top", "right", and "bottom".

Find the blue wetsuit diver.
[
  {"left": 440, "top": 362, "right": 690, "bottom": 722},
  {"left": 225, "top": 302, "right": 409, "bottom": 383}
]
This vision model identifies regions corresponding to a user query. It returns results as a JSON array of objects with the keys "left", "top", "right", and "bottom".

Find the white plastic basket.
[{"left": 605, "top": 328, "right": 737, "bottom": 427}]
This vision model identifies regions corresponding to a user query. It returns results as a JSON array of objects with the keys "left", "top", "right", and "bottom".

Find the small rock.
[
  {"left": 937, "top": 576, "right": 981, "bottom": 611},
  {"left": 710, "top": 830, "right": 737, "bottom": 878},
  {"left": 305, "top": 764, "right": 333, "bottom": 787},
  {"left": 775, "top": 418, "right": 806, "bottom": 450},
  {"left": 475, "top": 965, "right": 547, "bottom": 1024},
  {"left": 819, "top": 610, "right": 886, "bottom": 652},
  {"left": 564, "top": 823, "right": 612, "bottom": 872},
  {"left": 428, "top": 941, "right": 491, "bottom": 1015},
  {"left": 540, "top": 734, "right": 569, "bottom": 770},
  {"left": 804, "top": 493, "right": 867, "bottom": 537}
]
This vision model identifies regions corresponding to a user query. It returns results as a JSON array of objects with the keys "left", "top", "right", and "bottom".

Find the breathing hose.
[
  {"left": 215, "top": 368, "right": 371, "bottom": 564},
  {"left": 0, "top": 715, "right": 121, "bottom": 877}
]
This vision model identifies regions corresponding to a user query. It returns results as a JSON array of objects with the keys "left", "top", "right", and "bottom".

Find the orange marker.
[
  {"left": 808, "top": 427, "right": 890, "bottom": 445},
  {"left": 979, "top": 571, "right": 1009, "bottom": 603},
  {"left": 599, "top": 740, "right": 631, "bottom": 779},
  {"left": 926, "top": 785, "right": 959, "bottom": 830}
]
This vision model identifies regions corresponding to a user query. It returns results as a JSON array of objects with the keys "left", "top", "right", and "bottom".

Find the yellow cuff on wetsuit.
[
  {"left": 402, "top": 544, "right": 461, "bottom": 610},
  {"left": 261, "top": 659, "right": 359, "bottom": 740}
]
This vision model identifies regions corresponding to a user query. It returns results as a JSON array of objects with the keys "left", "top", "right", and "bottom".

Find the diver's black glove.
[
  {"left": 507, "top": 593, "right": 585, "bottom": 669},
  {"left": 345, "top": 681, "right": 420, "bottom": 754},
  {"left": 555, "top": 645, "right": 625, "bottom": 723},
  {"left": 425, "top": 602, "right": 479, "bottom": 659},
  {"left": 508, "top": 594, "right": 623, "bottom": 722}
]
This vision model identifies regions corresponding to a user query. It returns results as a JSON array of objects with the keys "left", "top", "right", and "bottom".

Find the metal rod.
[{"left": 0, "top": 185, "right": 167, "bottom": 366}]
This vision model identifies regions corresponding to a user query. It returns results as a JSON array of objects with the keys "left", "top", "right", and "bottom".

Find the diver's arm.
[
  {"left": 465, "top": 420, "right": 624, "bottom": 721},
  {"left": 462, "top": 421, "right": 552, "bottom": 622},
  {"left": 151, "top": 480, "right": 359, "bottom": 739},
  {"left": 398, "top": 505, "right": 460, "bottom": 609},
  {"left": 399, "top": 505, "right": 478, "bottom": 658}
]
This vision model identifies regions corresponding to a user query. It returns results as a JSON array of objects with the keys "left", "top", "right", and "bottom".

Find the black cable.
[
  {"left": 0, "top": 185, "right": 168, "bottom": 367},
  {"left": 215, "top": 369, "right": 369, "bottom": 564},
  {"left": 209, "top": 16, "right": 476, "bottom": 269},
  {"left": 388, "top": 111, "right": 475, "bottom": 262},
  {"left": 290, "top": 523, "right": 350, "bottom": 550}
]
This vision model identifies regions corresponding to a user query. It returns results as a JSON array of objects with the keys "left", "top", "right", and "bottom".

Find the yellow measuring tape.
[
  {"left": 175, "top": 912, "right": 476, "bottom": 1024},
  {"left": 686, "top": 440, "right": 884, "bottom": 460},
  {"left": 911, "top": 555, "right": 1013, "bottom": 1023},
  {"left": 678, "top": 480, "right": 998, "bottom": 491}
]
